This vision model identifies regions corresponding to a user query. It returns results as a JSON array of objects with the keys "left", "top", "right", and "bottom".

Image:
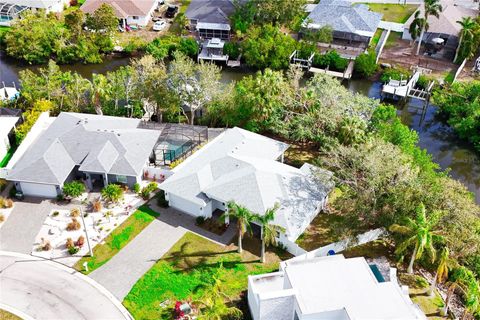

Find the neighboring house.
[
  {"left": 185, "top": 0, "right": 236, "bottom": 40},
  {"left": 7, "top": 112, "right": 160, "bottom": 198},
  {"left": 160, "top": 127, "right": 334, "bottom": 245},
  {"left": 0, "top": 0, "right": 69, "bottom": 26},
  {"left": 0, "top": 116, "right": 19, "bottom": 162},
  {"left": 248, "top": 254, "right": 427, "bottom": 320},
  {"left": 81, "top": 0, "right": 158, "bottom": 27},
  {"left": 402, "top": 2, "right": 478, "bottom": 60},
  {"left": 302, "top": 0, "right": 382, "bottom": 47}
]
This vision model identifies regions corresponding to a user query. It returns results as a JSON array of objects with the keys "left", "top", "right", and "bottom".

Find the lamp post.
[{"left": 79, "top": 207, "right": 93, "bottom": 257}]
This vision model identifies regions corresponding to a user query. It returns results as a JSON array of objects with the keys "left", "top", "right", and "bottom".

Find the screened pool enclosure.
[
  {"left": 140, "top": 122, "right": 208, "bottom": 166},
  {"left": 0, "top": 2, "right": 28, "bottom": 25}
]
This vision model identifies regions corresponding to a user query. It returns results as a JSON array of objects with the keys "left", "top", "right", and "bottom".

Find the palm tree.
[
  {"left": 429, "top": 247, "right": 450, "bottom": 296},
  {"left": 409, "top": 11, "right": 427, "bottom": 46},
  {"left": 255, "top": 204, "right": 285, "bottom": 263},
  {"left": 194, "top": 274, "right": 243, "bottom": 320},
  {"left": 410, "top": 0, "right": 443, "bottom": 55},
  {"left": 223, "top": 202, "right": 255, "bottom": 253},
  {"left": 454, "top": 17, "right": 478, "bottom": 63},
  {"left": 441, "top": 267, "right": 471, "bottom": 317},
  {"left": 389, "top": 203, "right": 444, "bottom": 274}
]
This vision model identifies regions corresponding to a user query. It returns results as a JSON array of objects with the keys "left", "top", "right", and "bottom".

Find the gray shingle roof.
[
  {"left": 8, "top": 113, "right": 160, "bottom": 184},
  {"left": 305, "top": 0, "right": 382, "bottom": 34},
  {"left": 185, "top": 0, "right": 235, "bottom": 25}
]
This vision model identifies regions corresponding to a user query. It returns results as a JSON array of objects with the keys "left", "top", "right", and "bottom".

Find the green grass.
[
  {"left": 369, "top": 29, "right": 383, "bottom": 49},
  {"left": 73, "top": 205, "right": 159, "bottom": 274},
  {"left": 385, "top": 32, "right": 403, "bottom": 49},
  {"left": 168, "top": 0, "right": 191, "bottom": 35},
  {"left": 123, "top": 232, "right": 286, "bottom": 320},
  {"left": 363, "top": 3, "right": 418, "bottom": 23},
  {"left": 0, "top": 148, "right": 15, "bottom": 168},
  {"left": 0, "top": 309, "right": 21, "bottom": 320}
]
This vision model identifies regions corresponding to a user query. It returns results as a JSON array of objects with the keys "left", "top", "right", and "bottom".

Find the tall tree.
[
  {"left": 255, "top": 204, "right": 285, "bottom": 263},
  {"left": 389, "top": 203, "right": 444, "bottom": 274},
  {"left": 223, "top": 202, "right": 255, "bottom": 253},
  {"left": 410, "top": 0, "right": 443, "bottom": 55},
  {"left": 454, "top": 17, "right": 479, "bottom": 63},
  {"left": 168, "top": 51, "right": 222, "bottom": 125},
  {"left": 86, "top": 3, "right": 118, "bottom": 34},
  {"left": 253, "top": 0, "right": 307, "bottom": 27}
]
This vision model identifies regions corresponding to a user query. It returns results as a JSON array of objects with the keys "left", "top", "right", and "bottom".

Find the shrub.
[
  {"left": 312, "top": 50, "right": 348, "bottom": 71},
  {"left": 146, "top": 182, "right": 158, "bottom": 193},
  {"left": 140, "top": 188, "right": 151, "bottom": 200},
  {"left": 67, "top": 218, "right": 81, "bottom": 231},
  {"left": 40, "top": 238, "right": 52, "bottom": 251},
  {"left": 92, "top": 199, "right": 102, "bottom": 212},
  {"left": 223, "top": 42, "right": 241, "bottom": 59},
  {"left": 0, "top": 179, "right": 7, "bottom": 192},
  {"left": 66, "top": 237, "right": 75, "bottom": 249},
  {"left": 52, "top": 211, "right": 60, "bottom": 217},
  {"left": 4, "top": 199, "right": 13, "bottom": 208},
  {"left": 0, "top": 197, "right": 5, "bottom": 208},
  {"left": 62, "top": 181, "right": 85, "bottom": 199},
  {"left": 156, "top": 190, "right": 169, "bottom": 208},
  {"left": 354, "top": 51, "right": 377, "bottom": 78},
  {"left": 75, "top": 235, "right": 85, "bottom": 247},
  {"left": 70, "top": 208, "right": 81, "bottom": 217},
  {"left": 0, "top": 214, "right": 4, "bottom": 222},
  {"left": 380, "top": 67, "right": 410, "bottom": 83},
  {"left": 101, "top": 184, "right": 124, "bottom": 203},
  {"left": 196, "top": 216, "right": 205, "bottom": 225},
  {"left": 133, "top": 183, "right": 141, "bottom": 193},
  {"left": 68, "top": 246, "right": 79, "bottom": 255},
  {"left": 9, "top": 186, "right": 16, "bottom": 198}
]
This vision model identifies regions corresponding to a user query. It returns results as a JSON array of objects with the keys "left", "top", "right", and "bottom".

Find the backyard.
[
  {"left": 74, "top": 205, "right": 159, "bottom": 273},
  {"left": 123, "top": 232, "right": 290, "bottom": 319},
  {"left": 364, "top": 3, "right": 418, "bottom": 23}
]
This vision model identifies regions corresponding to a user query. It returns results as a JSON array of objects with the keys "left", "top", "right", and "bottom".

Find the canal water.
[{"left": 1, "top": 54, "right": 479, "bottom": 203}]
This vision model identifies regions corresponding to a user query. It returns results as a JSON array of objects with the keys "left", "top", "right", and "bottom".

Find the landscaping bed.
[
  {"left": 73, "top": 205, "right": 159, "bottom": 273},
  {"left": 123, "top": 232, "right": 289, "bottom": 319}
]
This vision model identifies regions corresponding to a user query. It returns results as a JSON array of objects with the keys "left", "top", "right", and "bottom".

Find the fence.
[{"left": 286, "top": 227, "right": 386, "bottom": 259}]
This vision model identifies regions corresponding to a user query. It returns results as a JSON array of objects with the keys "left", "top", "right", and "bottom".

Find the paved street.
[
  {"left": 89, "top": 219, "right": 187, "bottom": 300},
  {"left": 0, "top": 252, "right": 131, "bottom": 320}
]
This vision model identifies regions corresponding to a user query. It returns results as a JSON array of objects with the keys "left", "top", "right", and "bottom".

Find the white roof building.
[
  {"left": 248, "top": 255, "right": 427, "bottom": 320},
  {"left": 160, "top": 127, "right": 333, "bottom": 243}
]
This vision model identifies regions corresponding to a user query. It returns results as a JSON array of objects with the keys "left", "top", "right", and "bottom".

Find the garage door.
[
  {"left": 20, "top": 182, "right": 58, "bottom": 198},
  {"left": 168, "top": 194, "right": 203, "bottom": 217}
]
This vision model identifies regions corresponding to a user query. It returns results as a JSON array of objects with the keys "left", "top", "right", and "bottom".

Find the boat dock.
[{"left": 289, "top": 50, "right": 355, "bottom": 80}]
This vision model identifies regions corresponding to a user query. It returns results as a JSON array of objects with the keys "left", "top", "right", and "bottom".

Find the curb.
[
  {"left": 0, "top": 251, "right": 134, "bottom": 320},
  {"left": 0, "top": 303, "right": 35, "bottom": 320}
]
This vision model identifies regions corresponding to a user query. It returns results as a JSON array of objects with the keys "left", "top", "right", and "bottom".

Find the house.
[
  {"left": 0, "top": 0, "right": 69, "bottom": 26},
  {"left": 0, "top": 116, "right": 19, "bottom": 162},
  {"left": 402, "top": 2, "right": 478, "bottom": 60},
  {"left": 80, "top": 0, "right": 158, "bottom": 28},
  {"left": 302, "top": 0, "right": 382, "bottom": 47},
  {"left": 185, "top": 0, "right": 236, "bottom": 40},
  {"left": 7, "top": 112, "right": 160, "bottom": 198},
  {"left": 248, "top": 254, "right": 427, "bottom": 320},
  {"left": 160, "top": 127, "right": 334, "bottom": 246}
]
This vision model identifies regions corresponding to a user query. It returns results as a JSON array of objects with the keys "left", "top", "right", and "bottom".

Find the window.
[
  {"left": 132, "top": 16, "right": 139, "bottom": 20},
  {"left": 116, "top": 175, "right": 127, "bottom": 184}
]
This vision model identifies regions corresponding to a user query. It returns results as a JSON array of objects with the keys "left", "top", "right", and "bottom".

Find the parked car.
[
  {"left": 153, "top": 20, "right": 167, "bottom": 31},
  {"left": 165, "top": 5, "right": 178, "bottom": 18}
]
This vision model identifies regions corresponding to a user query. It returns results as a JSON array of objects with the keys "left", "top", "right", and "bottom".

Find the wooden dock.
[{"left": 308, "top": 60, "right": 355, "bottom": 80}]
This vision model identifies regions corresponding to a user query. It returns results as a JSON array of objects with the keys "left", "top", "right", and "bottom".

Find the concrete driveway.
[
  {"left": 89, "top": 219, "right": 187, "bottom": 301},
  {"left": 0, "top": 199, "right": 51, "bottom": 253},
  {"left": 0, "top": 252, "right": 131, "bottom": 320}
]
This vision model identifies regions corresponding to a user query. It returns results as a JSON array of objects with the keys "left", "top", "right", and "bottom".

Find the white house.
[
  {"left": 160, "top": 127, "right": 334, "bottom": 245},
  {"left": 0, "top": 116, "right": 19, "bottom": 162},
  {"left": 80, "top": 0, "right": 158, "bottom": 27},
  {"left": 248, "top": 254, "right": 427, "bottom": 320}
]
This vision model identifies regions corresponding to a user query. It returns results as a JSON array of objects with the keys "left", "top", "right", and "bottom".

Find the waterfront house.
[
  {"left": 81, "top": 0, "right": 158, "bottom": 28},
  {"left": 185, "top": 0, "right": 236, "bottom": 40},
  {"left": 0, "top": 0, "right": 69, "bottom": 26},
  {"left": 248, "top": 254, "right": 427, "bottom": 320},
  {"left": 160, "top": 127, "right": 334, "bottom": 248},
  {"left": 302, "top": 0, "right": 382, "bottom": 48}
]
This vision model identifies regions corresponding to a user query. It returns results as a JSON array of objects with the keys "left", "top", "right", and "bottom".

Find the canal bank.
[{"left": 1, "top": 54, "right": 478, "bottom": 203}]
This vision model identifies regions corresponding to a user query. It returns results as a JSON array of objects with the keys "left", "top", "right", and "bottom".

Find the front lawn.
[
  {"left": 365, "top": 3, "right": 418, "bottom": 23},
  {"left": 0, "top": 309, "right": 21, "bottom": 320},
  {"left": 123, "top": 232, "right": 289, "bottom": 319},
  {"left": 73, "top": 205, "right": 159, "bottom": 274}
]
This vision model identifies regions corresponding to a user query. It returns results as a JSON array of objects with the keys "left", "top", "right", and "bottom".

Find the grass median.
[{"left": 73, "top": 205, "right": 159, "bottom": 274}]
